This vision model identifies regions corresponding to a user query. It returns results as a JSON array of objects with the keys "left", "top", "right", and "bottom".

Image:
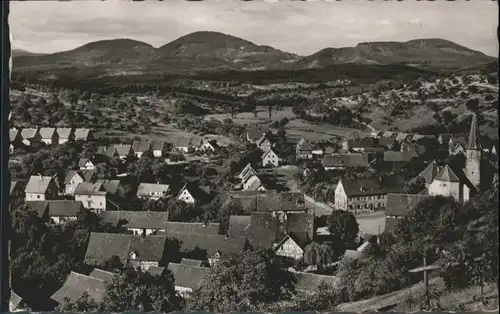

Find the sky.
[{"left": 10, "top": 0, "right": 499, "bottom": 57}]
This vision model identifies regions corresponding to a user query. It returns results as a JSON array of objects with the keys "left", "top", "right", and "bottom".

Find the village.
[{"left": 8, "top": 101, "right": 499, "bottom": 311}]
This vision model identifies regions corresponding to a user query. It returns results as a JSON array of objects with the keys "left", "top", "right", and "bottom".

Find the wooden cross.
[{"left": 409, "top": 256, "right": 441, "bottom": 308}]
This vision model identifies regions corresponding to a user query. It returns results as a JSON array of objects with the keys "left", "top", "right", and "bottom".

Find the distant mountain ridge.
[{"left": 12, "top": 31, "right": 497, "bottom": 78}]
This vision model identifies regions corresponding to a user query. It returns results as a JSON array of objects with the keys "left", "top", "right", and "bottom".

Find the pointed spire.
[{"left": 467, "top": 113, "right": 481, "bottom": 150}]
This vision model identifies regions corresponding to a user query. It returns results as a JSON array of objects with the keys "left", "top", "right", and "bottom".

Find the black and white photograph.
[{"left": 7, "top": 0, "right": 499, "bottom": 312}]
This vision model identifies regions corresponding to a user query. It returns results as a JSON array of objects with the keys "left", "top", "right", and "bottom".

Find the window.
[{"left": 37, "top": 195, "right": 40, "bottom": 199}]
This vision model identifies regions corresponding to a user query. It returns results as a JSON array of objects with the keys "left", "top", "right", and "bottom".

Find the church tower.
[{"left": 465, "top": 113, "right": 482, "bottom": 190}]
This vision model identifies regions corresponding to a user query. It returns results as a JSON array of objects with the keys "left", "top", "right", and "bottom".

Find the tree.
[
  {"left": 58, "top": 292, "right": 101, "bottom": 312},
  {"left": 303, "top": 242, "right": 336, "bottom": 269},
  {"left": 326, "top": 210, "right": 359, "bottom": 247},
  {"left": 465, "top": 98, "right": 479, "bottom": 112},
  {"left": 402, "top": 176, "right": 426, "bottom": 194},
  {"left": 187, "top": 249, "right": 295, "bottom": 312}
]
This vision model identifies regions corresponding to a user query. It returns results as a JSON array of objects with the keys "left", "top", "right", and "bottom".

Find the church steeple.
[
  {"left": 465, "top": 112, "right": 482, "bottom": 190},
  {"left": 466, "top": 113, "right": 481, "bottom": 151}
]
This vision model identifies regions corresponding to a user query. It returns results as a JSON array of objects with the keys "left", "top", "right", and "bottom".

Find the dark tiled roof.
[
  {"left": 339, "top": 176, "right": 403, "bottom": 197},
  {"left": 25, "top": 175, "right": 55, "bottom": 194},
  {"left": 247, "top": 125, "right": 266, "bottom": 141},
  {"left": 245, "top": 212, "right": 314, "bottom": 249},
  {"left": 297, "top": 138, "right": 313, "bottom": 151},
  {"left": 147, "top": 266, "right": 165, "bottom": 277},
  {"left": 160, "top": 233, "right": 247, "bottom": 257},
  {"left": 51, "top": 271, "right": 106, "bottom": 304},
  {"left": 176, "top": 137, "right": 191, "bottom": 148},
  {"left": 74, "top": 128, "right": 90, "bottom": 140},
  {"left": 395, "top": 133, "right": 410, "bottom": 142},
  {"left": 84, "top": 233, "right": 132, "bottom": 265},
  {"left": 227, "top": 215, "right": 251, "bottom": 238},
  {"left": 10, "top": 180, "right": 18, "bottom": 195},
  {"left": 88, "top": 268, "right": 115, "bottom": 283},
  {"left": 39, "top": 127, "right": 56, "bottom": 139},
  {"left": 56, "top": 128, "right": 73, "bottom": 139},
  {"left": 74, "top": 182, "right": 106, "bottom": 196},
  {"left": 179, "top": 182, "right": 212, "bottom": 203},
  {"left": 113, "top": 144, "right": 132, "bottom": 156},
  {"left": 132, "top": 140, "right": 152, "bottom": 153},
  {"left": 348, "top": 137, "right": 378, "bottom": 148},
  {"left": 21, "top": 128, "right": 38, "bottom": 139},
  {"left": 254, "top": 192, "right": 306, "bottom": 212},
  {"left": 64, "top": 170, "right": 82, "bottom": 184},
  {"left": 82, "top": 170, "right": 97, "bottom": 182},
  {"left": 417, "top": 162, "right": 439, "bottom": 185},
  {"left": 295, "top": 272, "right": 339, "bottom": 292},
  {"left": 385, "top": 193, "right": 431, "bottom": 217},
  {"left": 180, "top": 258, "right": 204, "bottom": 267},
  {"left": 26, "top": 201, "right": 49, "bottom": 217},
  {"left": 99, "top": 211, "right": 170, "bottom": 230},
  {"left": 383, "top": 151, "right": 417, "bottom": 162},
  {"left": 152, "top": 140, "right": 166, "bottom": 151},
  {"left": 434, "top": 165, "right": 460, "bottom": 182},
  {"left": 379, "top": 137, "right": 396, "bottom": 147},
  {"left": 167, "top": 263, "right": 211, "bottom": 289},
  {"left": 45, "top": 200, "right": 83, "bottom": 217},
  {"left": 466, "top": 113, "right": 481, "bottom": 150},
  {"left": 78, "top": 157, "right": 94, "bottom": 168},
  {"left": 137, "top": 183, "right": 170, "bottom": 197},
  {"left": 323, "top": 154, "right": 370, "bottom": 168},
  {"left": 163, "top": 222, "right": 220, "bottom": 235},
  {"left": 130, "top": 235, "right": 167, "bottom": 262},
  {"left": 97, "top": 179, "right": 121, "bottom": 194}
]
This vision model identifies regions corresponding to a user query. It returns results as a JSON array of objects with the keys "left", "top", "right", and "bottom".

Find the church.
[{"left": 421, "top": 113, "right": 493, "bottom": 203}]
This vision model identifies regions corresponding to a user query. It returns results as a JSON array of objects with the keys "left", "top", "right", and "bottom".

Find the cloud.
[{"left": 9, "top": 0, "right": 498, "bottom": 57}]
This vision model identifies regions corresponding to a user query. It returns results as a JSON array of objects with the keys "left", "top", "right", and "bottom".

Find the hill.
[
  {"left": 296, "top": 39, "right": 496, "bottom": 71},
  {"left": 12, "top": 34, "right": 497, "bottom": 83},
  {"left": 11, "top": 49, "right": 45, "bottom": 58}
]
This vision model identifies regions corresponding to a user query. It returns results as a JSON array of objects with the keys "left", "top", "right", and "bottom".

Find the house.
[
  {"left": 273, "top": 233, "right": 306, "bottom": 260},
  {"left": 167, "top": 263, "right": 211, "bottom": 298},
  {"left": 428, "top": 165, "right": 471, "bottom": 203},
  {"left": 160, "top": 233, "right": 247, "bottom": 267},
  {"left": 129, "top": 235, "right": 168, "bottom": 271},
  {"left": 56, "top": 128, "right": 74, "bottom": 144},
  {"left": 383, "top": 151, "right": 418, "bottom": 172},
  {"left": 382, "top": 131, "right": 395, "bottom": 138},
  {"left": 191, "top": 136, "right": 203, "bottom": 150},
  {"left": 238, "top": 163, "right": 258, "bottom": 181},
  {"left": 97, "top": 179, "right": 123, "bottom": 196},
  {"left": 222, "top": 191, "right": 306, "bottom": 214},
  {"left": 415, "top": 161, "right": 439, "bottom": 187},
  {"left": 322, "top": 154, "right": 370, "bottom": 170},
  {"left": 245, "top": 211, "right": 314, "bottom": 252},
  {"left": 378, "top": 137, "right": 396, "bottom": 149},
  {"left": 384, "top": 193, "right": 431, "bottom": 233},
  {"left": 97, "top": 146, "right": 119, "bottom": 159},
  {"left": 39, "top": 127, "right": 58, "bottom": 145},
  {"left": 10, "top": 128, "right": 21, "bottom": 146},
  {"left": 176, "top": 137, "right": 193, "bottom": 154},
  {"left": 246, "top": 124, "right": 268, "bottom": 143},
  {"left": 132, "top": 139, "right": 152, "bottom": 158},
  {"left": 256, "top": 134, "right": 272, "bottom": 151},
  {"left": 51, "top": 271, "right": 106, "bottom": 306},
  {"left": 84, "top": 233, "right": 167, "bottom": 271},
  {"left": 147, "top": 266, "right": 166, "bottom": 277},
  {"left": 113, "top": 144, "right": 133, "bottom": 159},
  {"left": 262, "top": 148, "right": 280, "bottom": 167},
  {"left": 10, "top": 291, "right": 26, "bottom": 312},
  {"left": 334, "top": 176, "right": 403, "bottom": 212},
  {"left": 28, "top": 200, "right": 83, "bottom": 224},
  {"left": 78, "top": 157, "right": 96, "bottom": 171},
  {"left": 152, "top": 140, "right": 167, "bottom": 158},
  {"left": 344, "top": 137, "right": 379, "bottom": 153},
  {"left": 395, "top": 133, "right": 410, "bottom": 143},
  {"left": 294, "top": 272, "right": 339, "bottom": 294},
  {"left": 20, "top": 127, "right": 39, "bottom": 146},
  {"left": 343, "top": 241, "right": 374, "bottom": 260},
  {"left": 200, "top": 139, "right": 219, "bottom": 152},
  {"left": 74, "top": 128, "right": 91, "bottom": 141},
  {"left": 74, "top": 182, "right": 108, "bottom": 212},
  {"left": 137, "top": 183, "right": 170, "bottom": 200},
  {"left": 10, "top": 180, "right": 24, "bottom": 198},
  {"left": 177, "top": 182, "right": 212, "bottom": 204},
  {"left": 312, "top": 144, "right": 324, "bottom": 157},
  {"left": 296, "top": 138, "right": 314, "bottom": 160},
  {"left": 242, "top": 174, "right": 267, "bottom": 191},
  {"left": 64, "top": 170, "right": 85, "bottom": 195},
  {"left": 227, "top": 215, "right": 251, "bottom": 238},
  {"left": 99, "top": 210, "right": 170, "bottom": 235},
  {"left": 88, "top": 268, "right": 115, "bottom": 283},
  {"left": 25, "top": 175, "right": 58, "bottom": 201},
  {"left": 180, "top": 258, "right": 207, "bottom": 267}
]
